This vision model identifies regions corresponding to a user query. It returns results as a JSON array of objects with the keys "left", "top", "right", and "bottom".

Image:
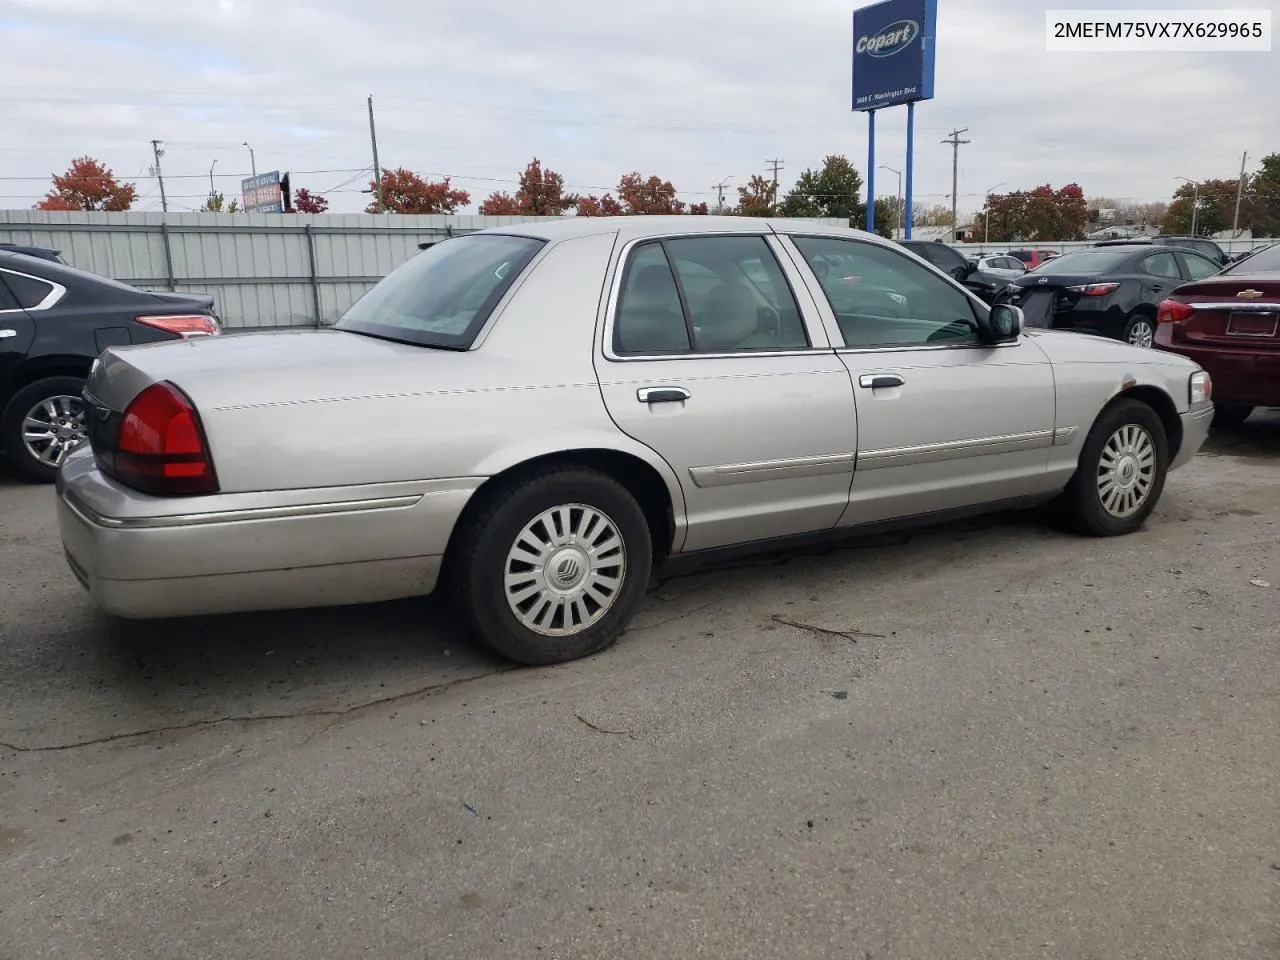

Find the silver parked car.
[
  {"left": 969, "top": 253, "right": 1027, "bottom": 278},
  {"left": 57, "top": 217, "right": 1214, "bottom": 665}
]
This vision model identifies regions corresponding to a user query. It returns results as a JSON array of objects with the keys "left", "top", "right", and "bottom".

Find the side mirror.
[
  {"left": 986, "top": 304, "right": 1023, "bottom": 342},
  {"left": 951, "top": 264, "right": 971, "bottom": 281}
]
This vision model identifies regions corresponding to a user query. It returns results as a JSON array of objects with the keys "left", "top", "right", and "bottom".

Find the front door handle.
[
  {"left": 858, "top": 374, "right": 905, "bottom": 389},
  {"left": 637, "top": 386, "right": 691, "bottom": 404},
  {"left": 0, "top": 329, "right": 17, "bottom": 339}
]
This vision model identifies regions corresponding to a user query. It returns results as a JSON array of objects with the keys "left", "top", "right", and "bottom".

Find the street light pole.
[
  {"left": 879, "top": 165, "right": 901, "bottom": 238},
  {"left": 209, "top": 159, "right": 217, "bottom": 199},
  {"left": 243, "top": 142, "right": 256, "bottom": 177},
  {"left": 983, "top": 181, "right": 1004, "bottom": 245},
  {"left": 1175, "top": 176, "right": 1199, "bottom": 236}
]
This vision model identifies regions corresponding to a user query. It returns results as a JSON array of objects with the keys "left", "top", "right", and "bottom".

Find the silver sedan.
[{"left": 57, "top": 217, "right": 1214, "bottom": 665}]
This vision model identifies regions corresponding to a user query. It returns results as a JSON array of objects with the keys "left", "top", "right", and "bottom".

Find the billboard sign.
[
  {"left": 241, "top": 171, "right": 283, "bottom": 212},
  {"left": 852, "top": 0, "right": 937, "bottom": 111}
]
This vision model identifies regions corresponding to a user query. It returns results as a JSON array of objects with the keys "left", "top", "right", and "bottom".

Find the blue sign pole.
[
  {"left": 852, "top": 0, "right": 936, "bottom": 238},
  {"left": 904, "top": 100, "right": 915, "bottom": 239},
  {"left": 866, "top": 110, "right": 876, "bottom": 233}
]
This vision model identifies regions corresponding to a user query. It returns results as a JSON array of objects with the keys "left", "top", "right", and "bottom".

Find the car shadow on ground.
[{"left": 1200, "top": 408, "right": 1280, "bottom": 459}]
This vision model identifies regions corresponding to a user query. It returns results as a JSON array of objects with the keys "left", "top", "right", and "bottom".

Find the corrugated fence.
[{"left": 0, "top": 210, "right": 1270, "bottom": 330}]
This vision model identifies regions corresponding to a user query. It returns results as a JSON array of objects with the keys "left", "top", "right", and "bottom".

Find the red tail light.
[
  {"left": 135, "top": 314, "right": 221, "bottom": 338},
  {"left": 111, "top": 382, "right": 218, "bottom": 495},
  {"left": 1157, "top": 299, "right": 1194, "bottom": 324},
  {"left": 1066, "top": 282, "right": 1120, "bottom": 297}
]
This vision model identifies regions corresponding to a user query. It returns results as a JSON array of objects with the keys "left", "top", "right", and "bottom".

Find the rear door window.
[
  {"left": 1180, "top": 252, "right": 1220, "bottom": 281},
  {"left": 1140, "top": 252, "right": 1180, "bottom": 279}
]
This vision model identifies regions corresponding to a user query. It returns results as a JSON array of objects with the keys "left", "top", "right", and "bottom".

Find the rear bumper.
[
  {"left": 1155, "top": 332, "right": 1280, "bottom": 407},
  {"left": 56, "top": 448, "right": 481, "bottom": 619}
]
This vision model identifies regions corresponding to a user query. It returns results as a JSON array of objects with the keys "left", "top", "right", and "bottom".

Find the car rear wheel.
[
  {"left": 1211, "top": 404, "right": 1254, "bottom": 428},
  {"left": 1123, "top": 314, "right": 1155, "bottom": 348},
  {"left": 1058, "top": 398, "right": 1169, "bottom": 537},
  {"left": 448, "top": 465, "right": 652, "bottom": 666},
  {"left": 0, "top": 376, "right": 88, "bottom": 484}
]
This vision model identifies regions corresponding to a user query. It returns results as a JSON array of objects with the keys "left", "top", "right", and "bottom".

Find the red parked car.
[
  {"left": 1008, "top": 248, "right": 1060, "bottom": 270},
  {"left": 1154, "top": 242, "right": 1280, "bottom": 426}
]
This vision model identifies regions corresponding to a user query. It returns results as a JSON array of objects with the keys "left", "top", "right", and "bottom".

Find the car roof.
[{"left": 470, "top": 215, "right": 893, "bottom": 247}]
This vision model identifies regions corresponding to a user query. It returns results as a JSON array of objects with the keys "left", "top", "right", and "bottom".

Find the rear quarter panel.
[{"left": 198, "top": 230, "right": 684, "bottom": 503}]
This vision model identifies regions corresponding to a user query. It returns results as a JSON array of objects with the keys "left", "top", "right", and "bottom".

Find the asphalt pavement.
[{"left": 2, "top": 415, "right": 1278, "bottom": 960}]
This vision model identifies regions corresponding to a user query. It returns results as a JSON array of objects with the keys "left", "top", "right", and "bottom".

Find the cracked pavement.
[{"left": 2, "top": 414, "right": 1279, "bottom": 959}]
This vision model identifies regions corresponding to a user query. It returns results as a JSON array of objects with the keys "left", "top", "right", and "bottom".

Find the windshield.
[
  {"left": 1028, "top": 249, "right": 1132, "bottom": 274},
  {"left": 1225, "top": 243, "right": 1280, "bottom": 274},
  {"left": 335, "top": 234, "right": 544, "bottom": 348}
]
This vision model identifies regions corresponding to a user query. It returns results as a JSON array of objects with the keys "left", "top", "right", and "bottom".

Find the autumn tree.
[
  {"left": 36, "top": 156, "right": 136, "bottom": 211},
  {"left": 617, "top": 172, "right": 685, "bottom": 215},
  {"left": 982, "top": 184, "right": 1089, "bottom": 242},
  {"left": 688, "top": 202, "right": 709, "bottom": 215},
  {"left": 478, "top": 158, "right": 576, "bottom": 216},
  {"left": 574, "top": 193, "right": 624, "bottom": 217},
  {"left": 779, "top": 155, "right": 864, "bottom": 223},
  {"left": 367, "top": 168, "right": 469, "bottom": 214},
  {"left": 734, "top": 174, "right": 777, "bottom": 217},
  {"left": 293, "top": 188, "right": 329, "bottom": 213}
]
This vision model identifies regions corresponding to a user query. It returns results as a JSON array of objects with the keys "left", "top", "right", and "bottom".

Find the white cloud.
[{"left": 0, "top": 0, "right": 1275, "bottom": 216}]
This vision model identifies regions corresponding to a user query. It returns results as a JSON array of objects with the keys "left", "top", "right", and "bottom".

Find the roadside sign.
[
  {"left": 852, "top": 0, "right": 937, "bottom": 112},
  {"left": 241, "top": 171, "right": 284, "bottom": 213}
]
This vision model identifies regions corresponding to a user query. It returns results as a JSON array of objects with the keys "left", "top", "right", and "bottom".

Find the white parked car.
[{"left": 57, "top": 217, "right": 1214, "bottom": 665}]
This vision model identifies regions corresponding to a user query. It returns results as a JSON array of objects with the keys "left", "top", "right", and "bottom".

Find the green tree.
[
  {"left": 1248, "top": 153, "right": 1280, "bottom": 237},
  {"left": 1160, "top": 178, "right": 1238, "bottom": 236},
  {"left": 779, "top": 155, "right": 864, "bottom": 223},
  {"left": 199, "top": 191, "right": 240, "bottom": 213}
]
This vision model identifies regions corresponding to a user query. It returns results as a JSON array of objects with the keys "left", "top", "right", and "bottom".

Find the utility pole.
[
  {"left": 368, "top": 96, "right": 384, "bottom": 214},
  {"left": 941, "top": 128, "right": 969, "bottom": 240},
  {"left": 712, "top": 177, "right": 733, "bottom": 214},
  {"left": 150, "top": 139, "right": 168, "bottom": 213},
  {"left": 765, "top": 159, "right": 783, "bottom": 211},
  {"left": 1232, "top": 150, "right": 1248, "bottom": 237}
]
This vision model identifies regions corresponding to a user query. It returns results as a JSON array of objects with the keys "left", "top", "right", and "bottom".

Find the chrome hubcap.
[
  {"left": 503, "top": 504, "right": 626, "bottom": 637},
  {"left": 22, "top": 395, "right": 87, "bottom": 467},
  {"left": 1097, "top": 424, "right": 1156, "bottom": 518},
  {"left": 1128, "top": 320, "right": 1154, "bottom": 348}
]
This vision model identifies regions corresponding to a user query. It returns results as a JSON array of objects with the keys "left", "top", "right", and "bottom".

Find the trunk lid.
[
  {"left": 1164, "top": 274, "right": 1280, "bottom": 349},
  {"left": 1004, "top": 274, "right": 1099, "bottom": 327}
]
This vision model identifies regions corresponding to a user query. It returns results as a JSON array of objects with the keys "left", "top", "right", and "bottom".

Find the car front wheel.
[
  {"left": 1, "top": 376, "right": 89, "bottom": 483},
  {"left": 448, "top": 465, "right": 653, "bottom": 665},
  {"left": 1059, "top": 398, "right": 1169, "bottom": 536},
  {"left": 1212, "top": 404, "right": 1254, "bottom": 428}
]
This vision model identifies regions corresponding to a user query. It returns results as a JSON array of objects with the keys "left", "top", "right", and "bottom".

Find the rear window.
[
  {"left": 335, "top": 234, "right": 545, "bottom": 348},
  {"left": 1224, "top": 243, "right": 1280, "bottom": 274},
  {"left": 0, "top": 269, "right": 56, "bottom": 309},
  {"left": 1028, "top": 249, "right": 1132, "bottom": 273},
  {"left": 1009, "top": 251, "right": 1032, "bottom": 262}
]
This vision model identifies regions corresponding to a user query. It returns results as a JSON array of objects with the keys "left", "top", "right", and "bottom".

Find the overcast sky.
[{"left": 0, "top": 0, "right": 1276, "bottom": 217}]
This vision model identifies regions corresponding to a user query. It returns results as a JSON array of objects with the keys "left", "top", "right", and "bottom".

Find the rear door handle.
[
  {"left": 858, "top": 374, "right": 905, "bottom": 389},
  {"left": 637, "top": 386, "right": 691, "bottom": 404}
]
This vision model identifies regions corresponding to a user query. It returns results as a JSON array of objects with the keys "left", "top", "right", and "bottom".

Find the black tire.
[
  {"left": 1212, "top": 403, "right": 1254, "bottom": 428},
  {"left": 447, "top": 465, "right": 653, "bottom": 666},
  {"left": 0, "top": 375, "right": 88, "bottom": 484},
  {"left": 1121, "top": 313, "right": 1156, "bottom": 348},
  {"left": 1059, "top": 398, "right": 1169, "bottom": 537}
]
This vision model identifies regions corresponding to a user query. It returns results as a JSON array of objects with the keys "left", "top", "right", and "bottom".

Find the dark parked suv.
[
  {"left": 1095, "top": 236, "right": 1228, "bottom": 266},
  {"left": 896, "top": 240, "right": 1015, "bottom": 303},
  {"left": 0, "top": 251, "right": 221, "bottom": 482}
]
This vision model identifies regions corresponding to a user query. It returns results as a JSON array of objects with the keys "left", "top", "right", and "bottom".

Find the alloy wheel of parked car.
[
  {"left": 0, "top": 375, "right": 89, "bottom": 484},
  {"left": 503, "top": 503, "right": 628, "bottom": 636},
  {"left": 1124, "top": 316, "right": 1155, "bottom": 348},
  {"left": 448, "top": 465, "right": 653, "bottom": 665},
  {"left": 1096, "top": 424, "right": 1157, "bottom": 519},
  {"left": 1057, "top": 398, "right": 1169, "bottom": 536}
]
